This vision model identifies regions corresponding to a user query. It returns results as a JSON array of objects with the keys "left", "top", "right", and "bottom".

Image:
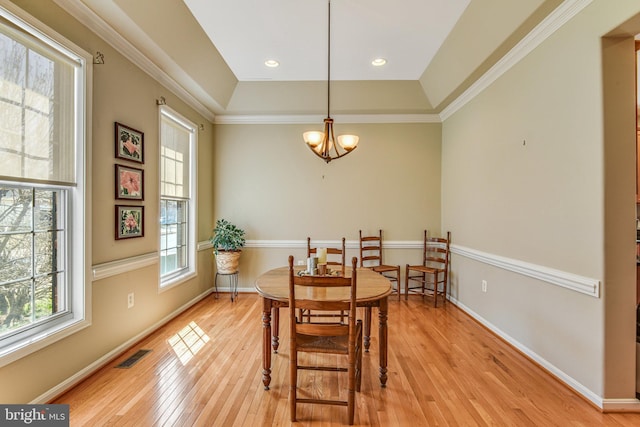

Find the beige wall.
[
  {"left": 0, "top": 1, "right": 443, "bottom": 404},
  {"left": 213, "top": 122, "right": 442, "bottom": 282},
  {"left": 5, "top": 0, "right": 640, "bottom": 408},
  {"left": 0, "top": 1, "right": 216, "bottom": 403},
  {"left": 442, "top": 0, "right": 640, "bottom": 399}
]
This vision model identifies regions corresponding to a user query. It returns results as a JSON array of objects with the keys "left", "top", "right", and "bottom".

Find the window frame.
[
  {"left": 0, "top": 2, "right": 92, "bottom": 368},
  {"left": 159, "top": 106, "right": 197, "bottom": 290}
]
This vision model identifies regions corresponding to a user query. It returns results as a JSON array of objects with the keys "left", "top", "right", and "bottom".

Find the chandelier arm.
[
  {"left": 322, "top": 119, "right": 331, "bottom": 158},
  {"left": 307, "top": 143, "right": 331, "bottom": 162},
  {"left": 329, "top": 119, "right": 340, "bottom": 158}
]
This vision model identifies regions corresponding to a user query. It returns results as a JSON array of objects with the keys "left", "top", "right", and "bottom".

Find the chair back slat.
[
  {"left": 422, "top": 231, "right": 450, "bottom": 268},
  {"left": 289, "top": 255, "right": 358, "bottom": 326},
  {"left": 358, "top": 229, "right": 401, "bottom": 301},
  {"left": 358, "top": 229, "right": 383, "bottom": 268},
  {"left": 307, "top": 237, "right": 346, "bottom": 266},
  {"left": 295, "top": 275, "right": 351, "bottom": 287},
  {"left": 295, "top": 300, "right": 351, "bottom": 312},
  {"left": 296, "top": 323, "right": 349, "bottom": 337},
  {"left": 361, "top": 255, "right": 380, "bottom": 263}
]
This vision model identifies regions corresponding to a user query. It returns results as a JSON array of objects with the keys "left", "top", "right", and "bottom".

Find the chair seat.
[
  {"left": 406, "top": 265, "right": 443, "bottom": 275},
  {"left": 372, "top": 264, "right": 400, "bottom": 274}
]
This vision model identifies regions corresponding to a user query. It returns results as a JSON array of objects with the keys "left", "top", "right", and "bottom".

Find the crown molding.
[
  {"left": 214, "top": 114, "right": 441, "bottom": 125},
  {"left": 45, "top": 0, "right": 593, "bottom": 126},
  {"left": 51, "top": 0, "right": 216, "bottom": 122},
  {"left": 440, "top": 0, "right": 594, "bottom": 121}
]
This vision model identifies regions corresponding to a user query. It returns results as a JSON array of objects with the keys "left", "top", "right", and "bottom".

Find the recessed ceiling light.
[
  {"left": 264, "top": 59, "right": 279, "bottom": 68},
  {"left": 371, "top": 58, "right": 387, "bottom": 67}
]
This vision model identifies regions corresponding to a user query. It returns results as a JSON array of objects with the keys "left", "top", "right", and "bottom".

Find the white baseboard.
[
  {"left": 213, "top": 286, "right": 255, "bottom": 294},
  {"left": 448, "top": 295, "right": 607, "bottom": 410},
  {"left": 602, "top": 399, "right": 640, "bottom": 412},
  {"left": 32, "top": 288, "right": 213, "bottom": 404}
]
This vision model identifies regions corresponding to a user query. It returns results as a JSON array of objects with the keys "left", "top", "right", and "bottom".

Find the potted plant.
[{"left": 210, "top": 219, "right": 246, "bottom": 274}]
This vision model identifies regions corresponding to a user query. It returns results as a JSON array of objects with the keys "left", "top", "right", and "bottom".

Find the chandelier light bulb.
[
  {"left": 303, "top": 131, "right": 324, "bottom": 147},
  {"left": 337, "top": 134, "right": 359, "bottom": 151}
]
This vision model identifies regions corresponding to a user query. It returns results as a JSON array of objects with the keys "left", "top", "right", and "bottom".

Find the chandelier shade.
[{"left": 303, "top": 0, "right": 359, "bottom": 163}]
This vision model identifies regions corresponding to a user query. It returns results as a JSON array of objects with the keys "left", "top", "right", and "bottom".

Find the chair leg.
[
  {"left": 404, "top": 265, "right": 409, "bottom": 300},
  {"left": 290, "top": 350, "right": 297, "bottom": 421},
  {"left": 348, "top": 363, "right": 356, "bottom": 425},
  {"left": 443, "top": 273, "right": 448, "bottom": 305},
  {"left": 356, "top": 320, "right": 363, "bottom": 392},
  {"left": 396, "top": 267, "right": 401, "bottom": 301},
  {"left": 433, "top": 271, "right": 438, "bottom": 308},
  {"left": 348, "top": 390, "right": 355, "bottom": 425}
]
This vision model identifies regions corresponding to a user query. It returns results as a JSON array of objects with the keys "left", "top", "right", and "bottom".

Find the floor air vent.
[{"left": 115, "top": 349, "right": 152, "bottom": 369}]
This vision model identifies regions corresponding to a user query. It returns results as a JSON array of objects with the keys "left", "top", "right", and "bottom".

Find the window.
[
  {"left": 159, "top": 107, "right": 196, "bottom": 288},
  {"left": 0, "top": 4, "right": 90, "bottom": 365}
]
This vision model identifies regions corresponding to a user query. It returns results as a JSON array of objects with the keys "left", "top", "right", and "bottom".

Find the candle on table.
[{"left": 317, "top": 248, "right": 327, "bottom": 264}]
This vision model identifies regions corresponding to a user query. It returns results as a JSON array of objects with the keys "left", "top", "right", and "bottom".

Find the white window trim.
[
  {"left": 158, "top": 105, "right": 197, "bottom": 291},
  {"left": 0, "top": 1, "right": 92, "bottom": 368}
]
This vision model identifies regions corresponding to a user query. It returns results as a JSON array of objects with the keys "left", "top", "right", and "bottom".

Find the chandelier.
[{"left": 303, "top": 0, "right": 359, "bottom": 163}]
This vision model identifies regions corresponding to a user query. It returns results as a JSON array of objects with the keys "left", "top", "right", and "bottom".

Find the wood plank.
[{"left": 52, "top": 294, "right": 640, "bottom": 426}]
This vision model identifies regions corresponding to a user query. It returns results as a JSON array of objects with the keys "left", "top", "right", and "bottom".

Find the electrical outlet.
[
  {"left": 127, "top": 292, "right": 134, "bottom": 308},
  {"left": 481, "top": 280, "right": 487, "bottom": 293}
]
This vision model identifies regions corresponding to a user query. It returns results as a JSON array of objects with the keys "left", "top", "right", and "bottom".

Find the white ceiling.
[
  {"left": 183, "top": 0, "right": 471, "bottom": 81},
  {"left": 51, "top": 0, "right": 567, "bottom": 118}
]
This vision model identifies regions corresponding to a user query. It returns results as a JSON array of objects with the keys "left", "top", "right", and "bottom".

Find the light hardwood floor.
[{"left": 53, "top": 293, "right": 640, "bottom": 426}]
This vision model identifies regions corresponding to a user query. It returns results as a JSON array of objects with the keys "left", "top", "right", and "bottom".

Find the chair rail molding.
[
  {"left": 101, "top": 241, "right": 600, "bottom": 298},
  {"left": 200, "top": 239, "right": 425, "bottom": 250},
  {"left": 451, "top": 244, "right": 600, "bottom": 298},
  {"left": 92, "top": 252, "right": 158, "bottom": 281}
]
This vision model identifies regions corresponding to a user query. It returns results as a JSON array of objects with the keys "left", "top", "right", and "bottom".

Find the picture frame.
[
  {"left": 115, "top": 122, "right": 144, "bottom": 163},
  {"left": 115, "top": 205, "right": 144, "bottom": 240},
  {"left": 115, "top": 164, "right": 144, "bottom": 200}
]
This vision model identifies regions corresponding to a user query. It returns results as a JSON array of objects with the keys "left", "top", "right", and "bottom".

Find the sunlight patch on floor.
[{"left": 167, "top": 321, "right": 210, "bottom": 365}]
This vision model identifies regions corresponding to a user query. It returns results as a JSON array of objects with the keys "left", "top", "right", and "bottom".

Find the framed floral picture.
[
  {"left": 116, "top": 205, "right": 144, "bottom": 239},
  {"left": 115, "top": 122, "right": 144, "bottom": 163},
  {"left": 115, "top": 164, "right": 143, "bottom": 200}
]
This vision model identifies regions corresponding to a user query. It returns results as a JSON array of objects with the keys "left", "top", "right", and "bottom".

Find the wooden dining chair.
[
  {"left": 405, "top": 230, "right": 451, "bottom": 307},
  {"left": 307, "top": 237, "right": 346, "bottom": 267},
  {"left": 288, "top": 255, "right": 363, "bottom": 425},
  {"left": 302, "top": 237, "right": 347, "bottom": 321},
  {"left": 359, "top": 230, "right": 401, "bottom": 301}
]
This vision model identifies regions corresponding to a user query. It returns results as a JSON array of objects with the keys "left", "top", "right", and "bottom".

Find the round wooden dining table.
[{"left": 255, "top": 265, "right": 392, "bottom": 390}]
